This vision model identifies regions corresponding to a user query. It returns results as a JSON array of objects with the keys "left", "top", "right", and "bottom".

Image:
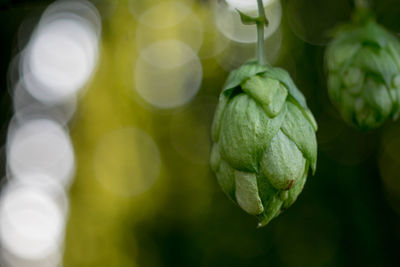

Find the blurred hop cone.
[
  {"left": 325, "top": 13, "right": 400, "bottom": 130},
  {"left": 210, "top": 61, "right": 318, "bottom": 227}
]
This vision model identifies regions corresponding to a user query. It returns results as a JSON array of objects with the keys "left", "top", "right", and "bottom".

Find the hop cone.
[
  {"left": 325, "top": 16, "right": 400, "bottom": 130},
  {"left": 210, "top": 61, "right": 318, "bottom": 227}
]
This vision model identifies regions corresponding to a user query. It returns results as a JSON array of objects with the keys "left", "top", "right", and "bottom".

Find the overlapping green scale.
[
  {"left": 325, "top": 17, "right": 400, "bottom": 130},
  {"left": 210, "top": 62, "right": 318, "bottom": 227}
]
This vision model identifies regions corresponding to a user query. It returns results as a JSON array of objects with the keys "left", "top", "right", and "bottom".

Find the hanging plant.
[
  {"left": 210, "top": 0, "right": 318, "bottom": 227},
  {"left": 325, "top": 0, "right": 400, "bottom": 130}
]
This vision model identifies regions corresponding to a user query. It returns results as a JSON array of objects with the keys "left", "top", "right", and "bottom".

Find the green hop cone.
[
  {"left": 210, "top": 61, "right": 318, "bottom": 227},
  {"left": 325, "top": 16, "right": 400, "bottom": 130}
]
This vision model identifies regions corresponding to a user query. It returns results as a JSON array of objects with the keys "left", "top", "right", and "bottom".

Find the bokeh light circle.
[
  {"left": 215, "top": 0, "right": 282, "bottom": 43},
  {"left": 216, "top": 26, "right": 282, "bottom": 71},
  {"left": 135, "top": 5, "right": 203, "bottom": 53},
  {"left": 137, "top": 1, "right": 192, "bottom": 28},
  {"left": 0, "top": 183, "right": 65, "bottom": 261},
  {"left": 7, "top": 119, "right": 75, "bottom": 187},
  {"left": 40, "top": 0, "right": 102, "bottom": 38},
  {"left": 22, "top": 15, "right": 99, "bottom": 104},
  {"left": 128, "top": 0, "right": 195, "bottom": 21},
  {"left": 135, "top": 40, "right": 202, "bottom": 109},
  {"left": 226, "top": 0, "right": 276, "bottom": 12},
  {"left": 94, "top": 127, "right": 161, "bottom": 197},
  {"left": 12, "top": 79, "right": 77, "bottom": 126},
  {"left": 197, "top": 6, "right": 231, "bottom": 59}
]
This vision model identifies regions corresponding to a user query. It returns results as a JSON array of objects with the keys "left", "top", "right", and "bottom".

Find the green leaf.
[
  {"left": 393, "top": 87, "right": 400, "bottom": 120},
  {"left": 342, "top": 67, "right": 364, "bottom": 90},
  {"left": 260, "top": 130, "right": 306, "bottom": 190},
  {"left": 281, "top": 101, "right": 318, "bottom": 173},
  {"left": 362, "top": 78, "right": 392, "bottom": 119},
  {"left": 234, "top": 171, "right": 264, "bottom": 215},
  {"left": 263, "top": 67, "right": 308, "bottom": 109},
  {"left": 266, "top": 83, "right": 288, "bottom": 117},
  {"left": 328, "top": 74, "right": 343, "bottom": 103},
  {"left": 236, "top": 9, "right": 259, "bottom": 25},
  {"left": 242, "top": 75, "right": 278, "bottom": 106},
  {"left": 255, "top": 174, "right": 282, "bottom": 227},
  {"left": 219, "top": 94, "right": 285, "bottom": 172},
  {"left": 359, "top": 19, "right": 391, "bottom": 48},
  {"left": 210, "top": 144, "right": 221, "bottom": 172},
  {"left": 302, "top": 108, "right": 318, "bottom": 132},
  {"left": 283, "top": 162, "right": 309, "bottom": 210},
  {"left": 223, "top": 62, "right": 268, "bottom": 96},
  {"left": 211, "top": 94, "right": 228, "bottom": 142},
  {"left": 216, "top": 160, "right": 236, "bottom": 202},
  {"left": 339, "top": 90, "right": 358, "bottom": 126},
  {"left": 242, "top": 75, "right": 288, "bottom": 117},
  {"left": 353, "top": 46, "right": 398, "bottom": 89},
  {"left": 326, "top": 42, "right": 361, "bottom": 71}
]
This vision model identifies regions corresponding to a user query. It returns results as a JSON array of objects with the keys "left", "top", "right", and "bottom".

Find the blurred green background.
[{"left": 1, "top": 0, "right": 400, "bottom": 266}]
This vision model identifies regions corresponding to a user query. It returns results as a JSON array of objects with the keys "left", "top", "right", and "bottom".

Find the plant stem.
[
  {"left": 354, "top": 0, "right": 370, "bottom": 9},
  {"left": 256, "top": 0, "right": 265, "bottom": 65}
]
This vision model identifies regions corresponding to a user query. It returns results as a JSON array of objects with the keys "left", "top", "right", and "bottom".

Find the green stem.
[
  {"left": 353, "top": 0, "right": 372, "bottom": 23},
  {"left": 256, "top": 0, "right": 266, "bottom": 65},
  {"left": 354, "top": 0, "right": 370, "bottom": 9}
]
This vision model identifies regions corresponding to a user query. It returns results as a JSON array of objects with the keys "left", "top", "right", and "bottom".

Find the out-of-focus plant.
[{"left": 325, "top": 0, "right": 400, "bottom": 130}]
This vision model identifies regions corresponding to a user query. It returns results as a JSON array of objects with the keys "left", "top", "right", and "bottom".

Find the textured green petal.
[
  {"left": 261, "top": 131, "right": 306, "bottom": 190},
  {"left": 265, "top": 83, "right": 288, "bottom": 117},
  {"left": 220, "top": 94, "right": 285, "bottom": 172},
  {"left": 360, "top": 78, "right": 393, "bottom": 128},
  {"left": 241, "top": 74, "right": 288, "bottom": 117},
  {"left": 302, "top": 107, "right": 318, "bottom": 132},
  {"left": 328, "top": 78, "right": 343, "bottom": 106},
  {"left": 354, "top": 47, "right": 398, "bottom": 87},
  {"left": 387, "top": 42, "right": 400, "bottom": 71},
  {"left": 392, "top": 74, "right": 400, "bottom": 89},
  {"left": 342, "top": 67, "right": 364, "bottom": 94},
  {"left": 211, "top": 94, "right": 228, "bottom": 142},
  {"left": 216, "top": 160, "right": 236, "bottom": 201},
  {"left": 281, "top": 101, "right": 317, "bottom": 173},
  {"left": 210, "top": 144, "right": 221, "bottom": 172},
  {"left": 255, "top": 173, "right": 282, "bottom": 227},
  {"left": 326, "top": 43, "right": 361, "bottom": 71},
  {"left": 234, "top": 171, "right": 264, "bottom": 215},
  {"left": 328, "top": 73, "right": 342, "bottom": 97},
  {"left": 393, "top": 77, "right": 400, "bottom": 119},
  {"left": 260, "top": 130, "right": 306, "bottom": 190},
  {"left": 337, "top": 90, "right": 357, "bottom": 125},
  {"left": 282, "top": 162, "right": 309, "bottom": 210},
  {"left": 363, "top": 78, "right": 392, "bottom": 116},
  {"left": 241, "top": 75, "right": 278, "bottom": 106},
  {"left": 386, "top": 43, "right": 400, "bottom": 119},
  {"left": 223, "top": 62, "right": 268, "bottom": 95},
  {"left": 359, "top": 19, "right": 392, "bottom": 48},
  {"left": 263, "top": 67, "right": 307, "bottom": 109}
]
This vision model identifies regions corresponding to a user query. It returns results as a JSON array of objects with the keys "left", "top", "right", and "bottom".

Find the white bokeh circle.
[
  {"left": 135, "top": 40, "right": 202, "bottom": 109},
  {"left": 0, "top": 183, "right": 66, "bottom": 261},
  {"left": 7, "top": 119, "right": 75, "bottom": 187}
]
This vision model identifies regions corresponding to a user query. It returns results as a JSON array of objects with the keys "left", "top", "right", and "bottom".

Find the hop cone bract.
[
  {"left": 210, "top": 62, "right": 318, "bottom": 227},
  {"left": 325, "top": 17, "right": 400, "bottom": 130}
]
